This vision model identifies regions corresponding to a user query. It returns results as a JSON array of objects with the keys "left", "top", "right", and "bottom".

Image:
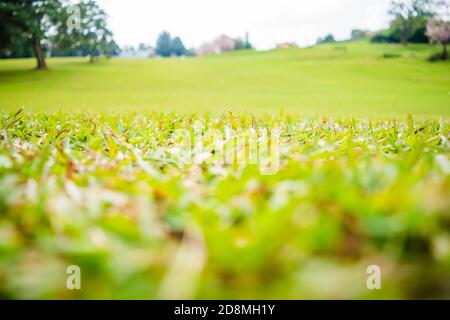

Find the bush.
[
  {"left": 383, "top": 52, "right": 402, "bottom": 59},
  {"left": 371, "top": 33, "right": 399, "bottom": 44},
  {"left": 371, "top": 27, "right": 429, "bottom": 44},
  {"left": 409, "top": 27, "right": 429, "bottom": 43}
]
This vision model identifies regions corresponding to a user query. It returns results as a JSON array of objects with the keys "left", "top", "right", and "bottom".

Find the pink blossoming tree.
[{"left": 426, "top": 0, "right": 450, "bottom": 59}]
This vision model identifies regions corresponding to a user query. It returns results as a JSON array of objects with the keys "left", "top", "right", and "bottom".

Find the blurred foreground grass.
[{"left": 0, "top": 110, "right": 449, "bottom": 299}]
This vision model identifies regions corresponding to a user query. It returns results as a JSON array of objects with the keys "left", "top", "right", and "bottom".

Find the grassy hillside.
[{"left": 0, "top": 41, "right": 449, "bottom": 116}]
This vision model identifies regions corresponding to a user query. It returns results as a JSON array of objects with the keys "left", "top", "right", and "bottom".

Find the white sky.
[{"left": 96, "top": 0, "right": 392, "bottom": 50}]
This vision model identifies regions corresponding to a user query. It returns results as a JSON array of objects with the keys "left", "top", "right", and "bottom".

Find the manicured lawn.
[{"left": 0, "top": 41, "right": 449, "bottom": 116}]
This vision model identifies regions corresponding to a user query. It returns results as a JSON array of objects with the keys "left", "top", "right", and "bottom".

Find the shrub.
[
  {"left": 383, "top": 52, "right": 403, "bottom": 59},
  {"left": 371, "top": 33, "right": 399, "bottom": 44}
]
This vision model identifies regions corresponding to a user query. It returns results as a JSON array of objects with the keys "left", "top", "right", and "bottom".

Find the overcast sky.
[{"left": 96, "top": 0, "right": 392, "bottom": 49}]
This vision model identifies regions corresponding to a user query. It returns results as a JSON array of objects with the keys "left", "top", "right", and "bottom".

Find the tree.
[
  {"left": 389, "top": 0, "right": 433, "bottom": 46},
  {"left": 54, "top": 0, "right": 116, "bottom": 63},
  {"left": 138, "top": 43, "right": 151, "bottom": 51},
  {"left": 171, "top": 37, "right": 186, "bottom": 56},
  {"left": 351, "top": 29, "right": 367, "bottom": 40},
  {"left": 234, "top": 38, "right": 246, "bottom": 50},
  {"left": 0, "top": 29, "right": 34, "bottom": 58},
  {"left": 426, "top": 0, "right": 450, "bottom": 59},
  {"left": 101, "top": 39, "right": 120, "bottom": 58},
  {"left": 432, "top": 0, "right": 450, "bottom": 18},
  {"left": 234, "top": 32, "right": 253, "bottom": 50},
  {"left": 317, "top": 34, "right": 336, "bottom": 44},
  {"left": 155, "top": 31, "right": 188, "bottom": 57},
  {"left": 155, "top": 31, "right": 172, "bottom": 57},
  {"left": 0, "top": 0, "right": 66, "bottom": 70},
  {"left": 427, "top": 18, "right": 450, "bottom": 58},
  {"left": 244, "top": 32, "right": 253, "bottom": 49}
]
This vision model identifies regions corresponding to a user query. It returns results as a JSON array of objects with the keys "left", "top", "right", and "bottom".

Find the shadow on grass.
[{"left": 0, "top": 58, "right": 104, "bottom": 82}]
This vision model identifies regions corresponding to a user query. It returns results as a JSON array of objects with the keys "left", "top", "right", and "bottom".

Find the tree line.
[
  {"left": 315, "top": 1, "right": 449, "bottom": 60},
  {"left": 153, "top": 31, "right": 253, "bottom": 57},
  {"left": 373, "top": 0, "right": 449, "bottom": 59},
  {"left": 0, "top": 0, "right": 118, "bottom": 70},
  {"left": 154, "top": 31, "right": 193, "bottom": 57},
  {"left": 1, "top": 0, "right": 448, "bottom": 68}
]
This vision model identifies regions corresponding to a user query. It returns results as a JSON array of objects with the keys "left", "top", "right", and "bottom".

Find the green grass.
[
  {"left": 0, "top": 41, "right": 449, "bottom": 300},
  {"left": 0, "top": 41, "right": 449, "bottom": 116},
  {"left": 0, "top": 111, "right": 449, "bottom": 299}
]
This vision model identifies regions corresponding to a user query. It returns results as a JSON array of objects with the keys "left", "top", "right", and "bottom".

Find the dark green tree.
[
  {"left": 155, "top": 31, "right": 172, "bottom": 57},
  {"left": 53, "top": 0, "right": 117, "bottom": 63},
  {"left": 234, "top": 32, "right": 253, "bottom": 50},
  {"left": 0, "top": 0, "right": 66, "bottom": 70},
  {"left": 155, "top": 31, "right": 188, "bottom": 57},
  {"left": 171, "top": 37, "right": 186, "bottom": 56},
  {"left": 0, "top": 27, "right": 34, "bottom": 58},
  {"left": 317, "top": 34, "right": 336, "bottom": 44},
  {"left": 389, "top": 0, "right": 433, "bottom": 46}
]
